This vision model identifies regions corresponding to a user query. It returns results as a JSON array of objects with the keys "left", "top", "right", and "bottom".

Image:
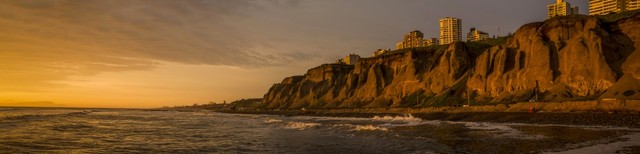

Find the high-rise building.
[
  {"left": 466, "top": 28, "right": 490, "bottom": 42},
  {"left": 548, "top": 0, "right": 579, "bottom": 18},
  {"left": 589, "top": 0, "right": 640, "bottom": 15},
  {"left": 630, "top": 0, "right": 640, "bottom": 10},
  {"left": 590, "top": 0, "right": 625, "bottom": 15},
  {"left": 424, "top": 38, "right": 439, "bottom": 47},
  {"left": 439, "top": 17, "right": 462, "bottom": 45},
  {"left": 396, "top": 30, "right": 426, "bottom": 49}
]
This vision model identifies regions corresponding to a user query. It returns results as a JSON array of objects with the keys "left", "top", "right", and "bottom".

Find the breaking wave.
[
  {"left": 284, "top": 122, "right": 321, "bottom": 130},
  {"left": 353, "top": 124, "right": 389, "bottom": 131},
  {"left": 372, "top": 114, "right": 421, "bottom": 122},
  {"left": 264, "top": 118, "right": 283, "bottom": 123},
  {"left": 1, "top": 110, "right": 89, "bottom": 121},
  {"left": 372, "top": 114, "right": 427, "bottom": 126}
]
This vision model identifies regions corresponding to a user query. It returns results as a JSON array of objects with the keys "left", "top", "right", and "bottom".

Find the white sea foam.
[
  {"left": 372, "top": 114, "right": 421, "bottom": 122},
  {"left": 264, "top": 119, "right": 283, "bottom": 124},
  {"left": 372, "top": 114, "right": 431, "bottom": 127},
  {"left": 353, "top": 125, "right": 389, "bottom": 131},
  {"left": 285, "top": 122, "right": 321, "bottom": 130},
  {"left": 451, "top": 122, "right": 545, "bottom": 139},
  {"left": 192, "top": 111, "right": 214, "bottom": 116}
]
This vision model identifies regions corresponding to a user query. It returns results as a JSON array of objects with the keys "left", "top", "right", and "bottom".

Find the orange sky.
[{"left": 0, "top": 0, "right": 580, "bottom": 108}]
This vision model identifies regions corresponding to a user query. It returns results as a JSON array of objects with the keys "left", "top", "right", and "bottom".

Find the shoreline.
[{"left": 216, "top": 109, "right": 640, "bottom": 128}]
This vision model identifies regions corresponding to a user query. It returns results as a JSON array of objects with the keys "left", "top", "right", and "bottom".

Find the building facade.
[
  {"left": 425, "top": 38, "right": 439, "bottom": 47},
  {"left": 373, "top": 49, "right": 391, "bottom": 57},
  {"left": 630, "top": 0, "right": 640, "bottom": 10},
  {"left": 466, "top": 28, "right": 490, "bottom": 42},
  {"left": 589, "top": 0, "right": 640, "bottom": 15},
  {"left": 439, "top": 17, "right": 462, "bottom": 45},
  {"left": 396, "top": 30, "right": 426, "bottom": 49},
  {"left": 548, "top": 0, "right": 579, "bottom": 18},
  {"left": 337, "top": 54, "right": 361, "bottom": 65}
]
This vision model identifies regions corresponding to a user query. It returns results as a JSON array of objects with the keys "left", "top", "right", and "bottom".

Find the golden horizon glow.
[{"left": 0, "top": 1, "right": 579, "bottom": 107}]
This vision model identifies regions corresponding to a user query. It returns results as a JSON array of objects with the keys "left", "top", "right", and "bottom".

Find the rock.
[{"left": 262, "top": 13, "right": 640, "bottom": 109}]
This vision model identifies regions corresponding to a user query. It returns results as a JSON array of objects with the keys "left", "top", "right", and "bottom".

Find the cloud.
[
  {"left": 0, "top": 0, "right": 314, "bottom": 91},
  {"left": 0, "top": 0, "right": 281, "bottom": 66}
]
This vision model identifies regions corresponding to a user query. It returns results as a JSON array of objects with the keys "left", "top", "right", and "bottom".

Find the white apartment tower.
[
  {"left": 548, "top": 0, "right": 579, "bottom": 18},
  {"left": 439, "top": 17, "right": 462, "bottom": 45},
  {"left": 589, "top": 0, "right": 640, "bottom": 15}
]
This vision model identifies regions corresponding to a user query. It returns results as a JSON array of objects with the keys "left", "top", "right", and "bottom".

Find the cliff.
[{"left": 263, "top": 13, "right": 640, "bottom": 109}]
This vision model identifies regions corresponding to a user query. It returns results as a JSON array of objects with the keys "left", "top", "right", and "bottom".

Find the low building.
[
  {"left": 373, "top": 48, "right": 391, "bottom": 57},
  {"left": 548, "top": 0, "right": 579, "bottom": 18},
  {"left": 466, "top": 28, "right": 490, "bottom": 42},
  {"left": 396, "top": 30, "right": 426, "bottom": 49},
  {"left": 424, "top": 38, "right": 439, "bottom": 46},
  {"left": 337, "top": 53, "right": 361, "bottom": 65}
]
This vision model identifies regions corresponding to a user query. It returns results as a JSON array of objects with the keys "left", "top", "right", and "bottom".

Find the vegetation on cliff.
[{"left": 262, "top": 12, "right": 640, "bottom": 109}]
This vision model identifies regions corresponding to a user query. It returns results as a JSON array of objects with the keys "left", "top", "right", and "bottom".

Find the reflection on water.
[
  {"left": 0, "top": 108, "right": 445, "bottom": 153},
  {"left": 0, "top": 108, "right": 638, "bottom": 153}
]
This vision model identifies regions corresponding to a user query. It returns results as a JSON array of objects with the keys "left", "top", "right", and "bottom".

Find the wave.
[
  {"left": 284, "top": 122, "right": 321, "bottom": 130},
  {"left": 1, "top": 110, "right": 89, "bottom": 121},
  {"left": 264, "top": 119, "right": 283, "bottom": 124},
  {"left": 372, "top": 114, "right": 428, "bottom": 127},
  {"left": 372, "top": 114, "right": 421, "bottom": 122},
  {"left": 50, "top": 123, "right": 95, "bottom": 131},
  {"left": 451, "top": 122, "right": 546, "bottom": 139},
  {"left": 0, "top": 108, "right": 15, "bottom": 111},
  {"left": 330, "top": 123, "right": 389, "bottom": 131},
  {"left": 352, "top": 124, "right": 389, "bottom": 131}
]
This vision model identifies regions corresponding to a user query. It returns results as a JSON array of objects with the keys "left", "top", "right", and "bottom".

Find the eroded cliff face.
[{"left": 263, "top": 14, "right": 640, "bottom": 109}]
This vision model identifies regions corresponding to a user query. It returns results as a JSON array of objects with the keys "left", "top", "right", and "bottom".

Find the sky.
[{"left": 0, "top": 0, "right": 589, "bottom": 108}]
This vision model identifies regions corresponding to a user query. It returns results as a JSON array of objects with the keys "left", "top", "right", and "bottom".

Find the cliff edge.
[{"left": 263, "top": 13, "right": 640, "bottom": 109}]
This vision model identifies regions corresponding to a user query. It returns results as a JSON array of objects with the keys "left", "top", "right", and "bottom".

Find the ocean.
[{"left": 0, "top": 108, "right": 638, "bottom": 153}]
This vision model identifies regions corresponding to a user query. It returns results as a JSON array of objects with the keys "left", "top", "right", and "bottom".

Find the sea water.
[
  {"left": 0, "top": 108, "right": 444, "bottom": 153},
  {"left": 0, "top": 108, "right": 638, "bottom": 153}
]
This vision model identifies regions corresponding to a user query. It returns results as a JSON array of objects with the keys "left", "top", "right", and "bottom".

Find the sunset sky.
[{"left": 0, "top": 0, "right": 588, "bottom": 108}]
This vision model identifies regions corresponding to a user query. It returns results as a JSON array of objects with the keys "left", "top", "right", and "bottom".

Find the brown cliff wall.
[{"left": 262, "top": 14, "right": 640, "bottom": 109}]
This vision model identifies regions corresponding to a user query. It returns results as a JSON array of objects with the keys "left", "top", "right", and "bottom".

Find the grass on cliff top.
[
  {"left": 465, "top": 36, "right": 511, "bottom": 57},
  {"left": 380, "top": 37, "right": 509, "bottom": 58},
  {"left": 376, "top": 45, "right": 447, "bottom": 57}
]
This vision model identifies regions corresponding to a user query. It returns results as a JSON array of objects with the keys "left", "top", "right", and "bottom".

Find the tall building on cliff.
[
  {"left": 630, "top": 0, "right": 640, "bottom": 10},
  {"left": 439, "top": 17, "right": 462, "bottom": 45},
  {"left": 589, "top": 0, "right": 640, "bottom": 15},
  {"left": 466, "top": 28, "right": 490, "bottom": 42},
  {"left": 548, "top": 0, "right": 579, "bottom": 18},
  {"left": 396, "top": 30, "right": 426, "bottom": 49}
]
